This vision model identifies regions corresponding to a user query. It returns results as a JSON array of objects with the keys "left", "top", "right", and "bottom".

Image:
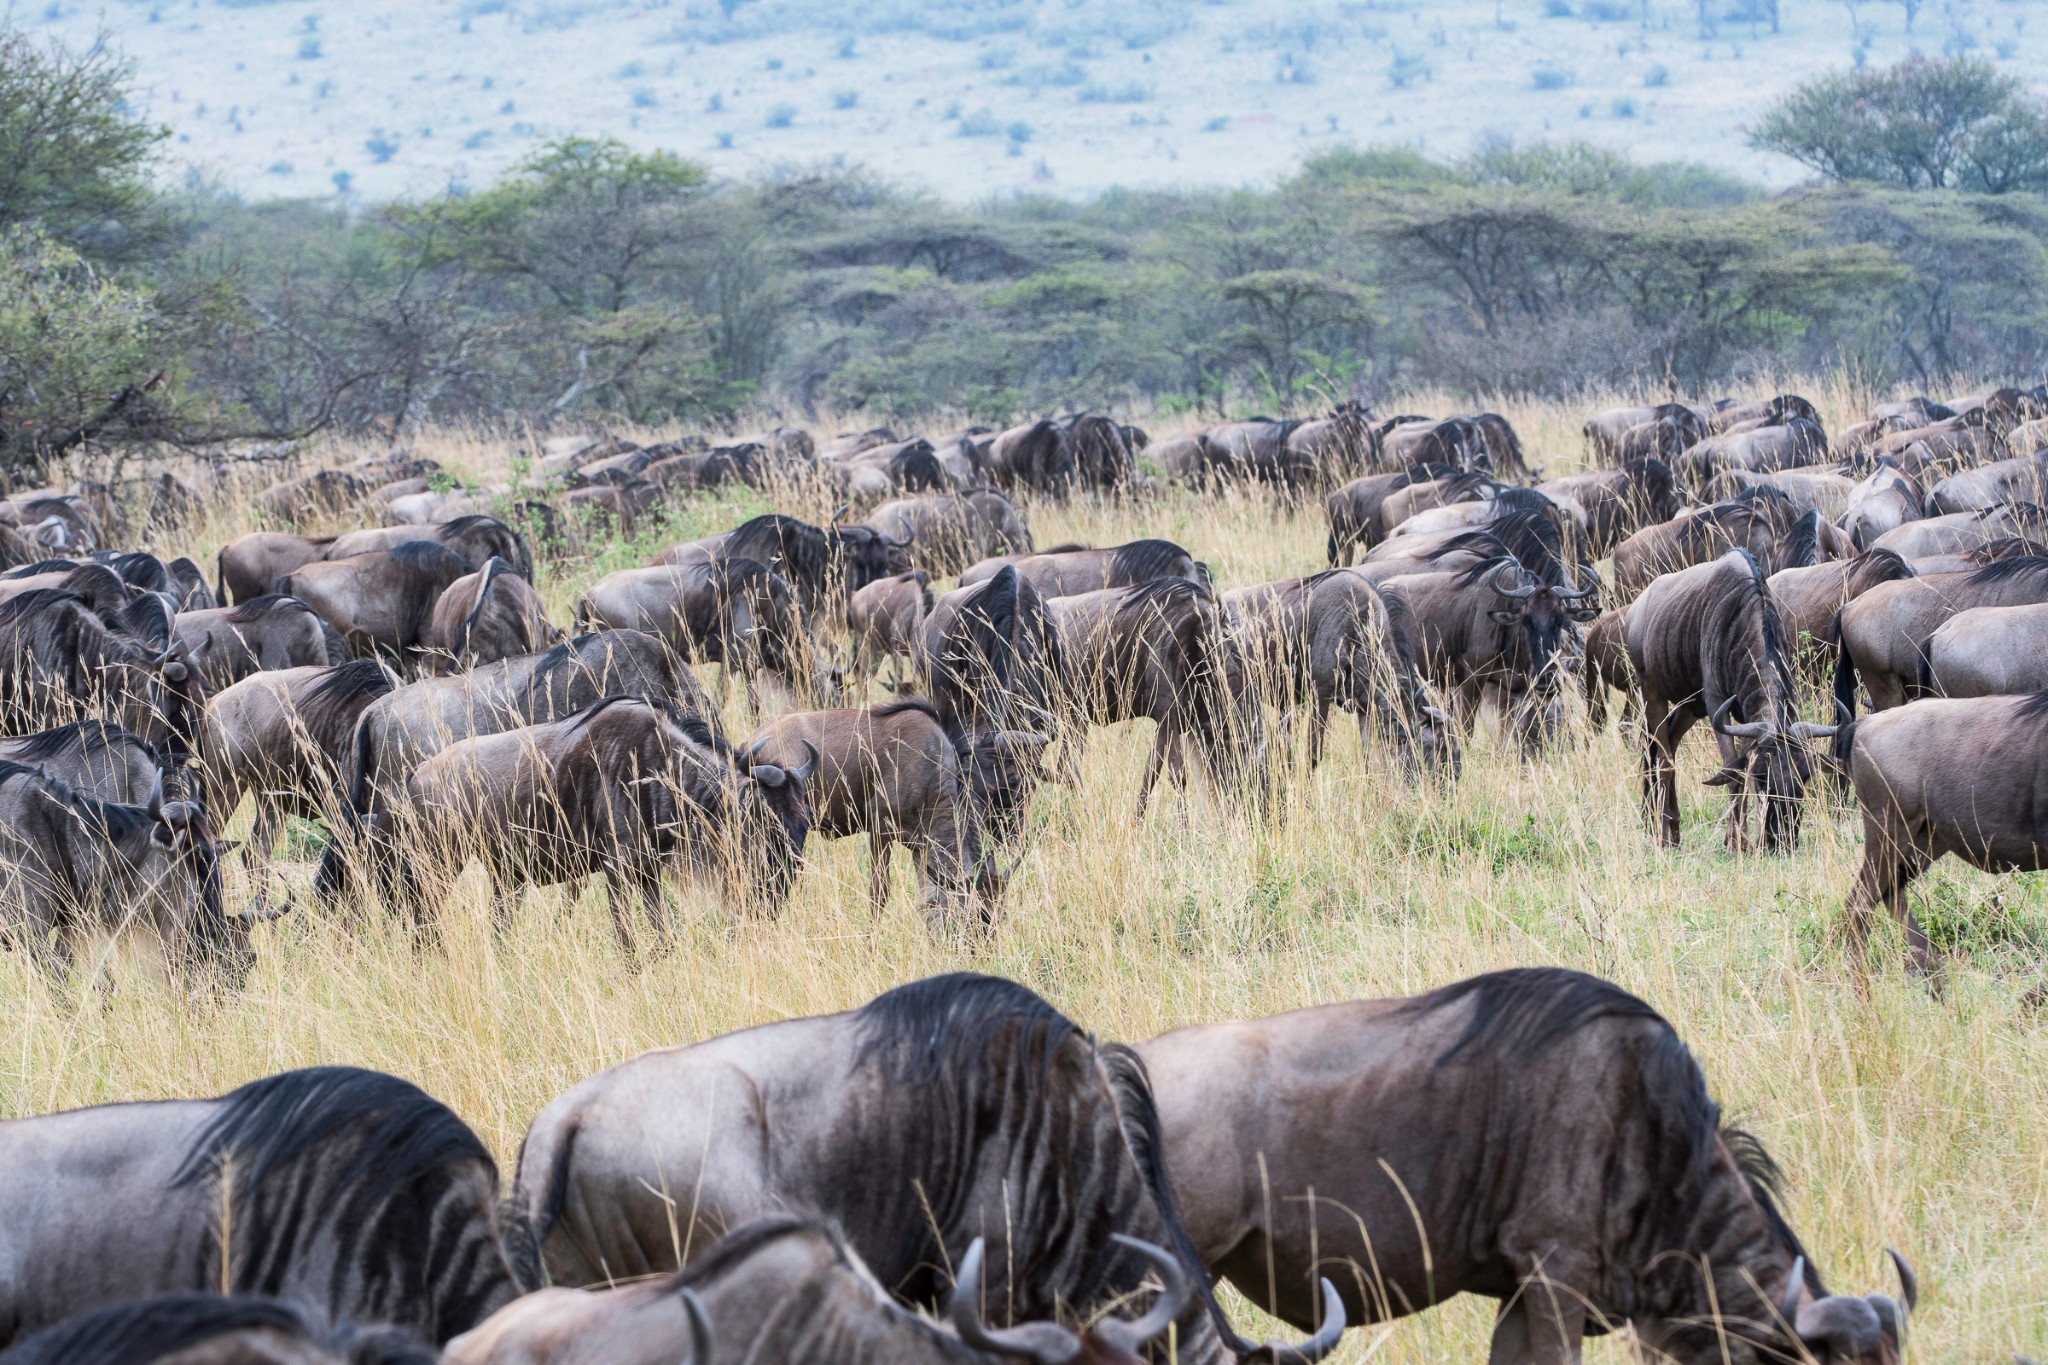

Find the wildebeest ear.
[
  {"left": 1488, "top": 609, "right": 1518, "bottom": 624},
  {"left": 150, "top": 821, "right": 177, "bottom": 848},
  {"left": 1702, "top": 767, "right": 1741, "bottom": 787},
  {"left": 1568, "top": 606, "right": 1600, "bottom": 623}
]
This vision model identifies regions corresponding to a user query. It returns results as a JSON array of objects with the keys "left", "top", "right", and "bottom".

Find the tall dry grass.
[{"left": 4, "top": 381, "right": 2045, "bottom": 1362}]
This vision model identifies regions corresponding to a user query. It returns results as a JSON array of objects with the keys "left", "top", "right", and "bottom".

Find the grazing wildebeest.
[
  {"left": 0, "top": 763, "right": 253, "bottom": 978},
  {"left": 174, "top": 594, "right": 341, "bottom": 690},
  {"left": 360, "top": 697, "right": 813, "bottom": 940},
  {"left": 1223, "top": 570, "right": 1456, "bottom": 775},
  {"left": 847, "top": 569, "right": 930, "bottom": 691},
  {"left": 863, "top": 491, "right": 1033, "bottom": 575},
  {"left": 0, "top": 719, "right": 161, "bottom": 803},
  {"left": 508, "top": 974, "right": 1342, "bottom": 1364},
  {"left": 958, "top": 538, "right": 1206, "bottom": 597},
  {"left": 1381, "top": 416, "right": 1490, "bottom": 474},
  {"left": 1139, "top": 967, "right": 1914, "bottom": 1365},
  {"left": 1676, "top": 417, "right": 1829, "bottom": 489},
  {"left": 1609, "top": 487, "right": 1804, "bottom": 602},
  {"left": 449, "top": 1217, "right": 1187, "bottom": 1365},
  {"left": 1201, "top": 416, "right": 1315, "bottom": 489},
  {"left": 1583, "top": 402, "right": 1709, "bottom": 463},
  {"left": 1374, "top": 469, "right": 1500, "bottom": 543},
  {"left": 1704, "top": 465, "right": 1858, "bottom": 518},
  {"left": 1768, "top": 549, "right": 1916, "bottom": 687},
  {"left": 1871, "top": 502, "right": 2048, "bottom": 559},
  {"left": 1536, "top": 457, "right": 1679, "bottom": 558},
  {"left": 1281, "top": 402, "right": 1378, "bottom": 487},
  {"left": 215, "top": 531, "right": 338, "bottom": 604},
  {"left": 279, "top": 542, "right": 472, "bottom": 667},
  {"left": 199, "top": 660, "right": 399, "bottom": 856},
  {"left": 0, "top": 1067, "right": 519, "bottom": 1349},
  {"left": 0, "top": 589, "right": 206, "bottom": 760},
  {"left": 1841, "top": 458, "right": 1927, "bottom": 549},
  {"left": 744, "top": 700, "right": 1047, "bottom": 922},
  {"left": 1047, "top": 579, "right": 1268, "bottom": 815},
  {"left": 254, "top": 469, "right": 367, "bottom": 525},
  {"left": 1837, "top": 694, "right": 2048, "bottom": 973},
  {"left": 644, "top": 444, "right": 764, "bottom": 493},
  {"left": 1323, "top": 464, "right": 1457, "bottom": 565},
  {"left": 1625, "top": 550, "right": 1833, "bottom": 850},
  {"left": 576, "top": 557, "right": 836, "bottom": 705},
  {"left": 983, "top": 418, "right": 1075, "bottom": 493},
  {"left": 423, "top": 558, "right": 560, "bottom": 674},
  {"left": 654, "top": 512, "right": 907, "bottom": 619},
  {"left": 820, "top": 438, "right": 952, "bottom": 505},
  {"left": 1833, "top": 557, "right": 2048, "bottom": 713},
  {"left": 328, "top": 515, "right": 534, "bottom": 581},
  {"left": 1060, "top": 411, "right": 1143, "bottom": 491},
  {"left": 0, "top": 494, "right": 100, "bottom": 553},
  {"left": 916, "top": 567, "right": 1069, "bottom": 751},
  {"left": 0, "top": 1294, "right": 440, "bottom": 1365},
  {"left": 1927, "top": 446, "right": 2048, "bottom": 513},
  {"left": 562, "top": 479, "right": 662, "bottom": 535},
  {"left": 1923, "top": 601, "right": 2048, "bottom": 697}
]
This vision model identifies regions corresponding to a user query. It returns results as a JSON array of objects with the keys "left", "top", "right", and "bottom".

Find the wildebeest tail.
[
  {"left": 505, "top": 1109, "right": 581, "bottom": 1292},
  {"left": 1325, "top": 527, "right": 1340, "bottom": 566},
  {"left": 346, "top": 711, "right": 379, "bottom": 816},
  {"left": 1830, "top": 611, "right": 1859, "bottom": 721},
  {"left": 1830, "top": 717, "right": 1860, "bottom": 781},
  {"left": 213, "top": 549, "right": 226, "bottom": 607}
]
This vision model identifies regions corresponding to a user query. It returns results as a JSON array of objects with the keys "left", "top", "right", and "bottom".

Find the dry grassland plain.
[{"left": 3, "top": 382, "right": 2043, "bottom": 1362}]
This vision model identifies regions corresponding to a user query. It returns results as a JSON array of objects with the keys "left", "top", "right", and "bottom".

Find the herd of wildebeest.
[{"left": 11, "top": 384, "right": 2048, "bottom": 1362}]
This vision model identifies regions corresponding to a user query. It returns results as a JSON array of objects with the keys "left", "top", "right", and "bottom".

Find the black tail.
[
  {"left": 1325, "top": 529, "right": 1340, "bottom": 566},
  {"left": 346, "top": 714, "right": 378, "bottom": 816},
  {"left": 213, "top": 549, "right": 226, "bottom": 607},
  {"left": 1830, "top": 611, "right": 1858, "bottom": 722}
]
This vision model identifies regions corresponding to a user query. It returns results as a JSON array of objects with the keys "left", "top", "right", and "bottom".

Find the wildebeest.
[
  {"left": 1583, "top": 402, "right": 1710, "bottom": 463},
  {"left": 847, "top": 569, "right": 930, "bottom": 692},
  {"left": 1923, "top": 601, "right": 2048, "bottom": 697},
  {"left": 1841, "top": 458, "right": 1927, "bottom": 549},
  {"left": 575, "top": 558, "right": 836, "bottom": 705},
  {"left": 0, "top": 1293, "right": 440, "bottom": 1365},
  {"left": 327, "top": 515, "right": 534, "bottom": 581},
  {"left": 423, "top": 558, "right": 560, "bottom": 674},
  {"left": 508, "top": 973, "right": 1342, "bottom": 1364},
  {"left": 1323, "top": 464, "right": 1457, "bottom": 565},
  {"left": 983, "top": 418, "right": 1075, "bottom": 493},
  {"left": 1046, "top": 579, "right": 1268, "bottom": 815},
  {"left": 0, "top": 588, "right": 207, "bottom": 760},
  {"left": 1535, "top": 457, "right": 1679, "bottom": 558},
  {"left": 862, "top": 491, "right": 1033, "bottom": 575},
  {"left": 1703, "top": 465, "right": 1858, "bottom": 518},
  {"left": 449, "top": 1217, "right": 1187, "bottom": 1365},
  {"left": 654, "top": 512, "right": 907, "bottom": 619},
  {"left": 1223, "top": 570, "right": 1455, "bottom": 774},
  {"left": 958, "top": 538, "right": 1206, "bottom": 598},
  {"left": 1609, "top": 487, "right": 1805, "bottom": 602},
  {"left": 215, "top": 531, "right": 338, "bottom": 605},
  {"left": 1381, "top": 415, "right": 1491, "bottom": 474},
  {"left": 1373, "top": 469, "right": 1500, "bottom": 544},
  {"left": 916, "top": 566, "right": 1069, "bottom": 748},
  {"left": 1871, "top": 501, "right": 2048, "bottom": 559},
  {"left": 1061, "top": 410, "right": 1145, "bottom": 491},
  {"left": 0, "top": 718, "right": 161, "bottom": 803},
  {"left": 1833, "top": 557, "right": 2048, "bottom": 713},
  {"left": 1767, "top": 549, "right": 1916, "bottom": 687},
  {"left": 174, "top": 594, "right": 342, "bottom": 690},
  {"left": 1624, "top": 550, "right": 1833, "bottom": 850},
  {"left": 279, "top": 542, "right": 473, "bottom": 667},
  {"left": 1676, "top": 417, "right": 1829, "bottom": 489},
  {"left": 1927, "top": 446, "right": 2048, "bottom": 513},
  {"left": 817, "top": 437, "right": 952, "bottom": 506},
  {"left": 562, "top": 478, "right": 662, "bottom": 535},
  {"left": 1282, "top": 402, "right": 1379, "bottom": 487},
  {"left": 358, "top": 697, "right": 814, "bottom": 940},
  {"left": 254, "top": 469, "right": 367, "bottom": 525},
  {"left": 744, "top": 700, "right": 1048, "bottom": 922},
  {"left": 1138, "top": 967, "right": 1913, "bottom": 1365},
  {"left": 0, "top": 1067, "right": 519, "bottom": 1349},
  {"left": 644, "top": 443, "right": 764, "bottom": 493},
  {"left": 198, "top": 660, "right": 399, "bottom": 856},
  {"left": 1838, "top": 694, "right": 2048, "bottom": 973}
]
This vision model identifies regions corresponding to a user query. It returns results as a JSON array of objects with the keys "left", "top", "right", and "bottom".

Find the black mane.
[
  {"left": 1109, "top": 538, "right": 1195, "bottom": 584},
  {"left": 1414, "top": 966, "right": 1672, "bottom": 1067},
  {"left": 300, "top": 659, "right": 399, "bottom": 735},
  {"left": 2012, "top": 690, "right": 2048, "bottom": 724},
  {"left": 0, "top": 558, "right": 80, "bottom": 579},
  {"left": 852, "top": 972, "right": 1079, "bottom": 1089},
  {"left": 0, "top": 1295, "right": 437, "bottom": 1365},
  {"left": 2, "top": 718, "right": 154, "bottom": 765},
  {"left": 1964, "top": 554, "right": 2048, "bottom": 588},
  {"left": 224, "top": 593, "right": 309, "bottom": 624}
]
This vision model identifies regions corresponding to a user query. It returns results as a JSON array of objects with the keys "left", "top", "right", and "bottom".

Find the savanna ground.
[{"left": 3, "top": 379, "right": 2044, "bottom": 1362}]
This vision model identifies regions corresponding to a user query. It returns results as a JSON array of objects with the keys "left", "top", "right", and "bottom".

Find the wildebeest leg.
[
  {"left": 1488, "top": 1295, "right": 1586, "bottom": 1365},
  {"left": 1845, "top": 827, "right": 1936, "bottom": 974},
  {"left": 1640, "top": 703, "right": 1685, "bottom": 847},
  {"left": 868, "top": 832, "right": 894, "bottom": 913},
  {"left": 1306, "top": 696, "right": 1333, "bottom": 771},
  {"left": 1712, "top": 730, "right": 1754, "bottom": 855},
  {"left": 1135, "top": 719, "right": 1177, "bottom": 819}
]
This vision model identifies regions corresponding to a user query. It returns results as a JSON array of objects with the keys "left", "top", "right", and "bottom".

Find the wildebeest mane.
[
  {"left": 1483, "top": 502, "right": 1571, "bottom": 583},
  {"left": 2011, "top": 689, "right": 2048, "bottom": 725},
  {"left": 869, "top": 696, "right": 944, "bottom": 726},
  {"left": 0, "top": 587, "right": 82, "bottom": 627},
  {"left": 1429, "top": 468, "right": 1496, "bottom": 503},
  {"left": 670, "top": 1214, "right": 823, "bottom": 1291},
  {"left": 1963, "top": 554, "right": 2048, "bottom": 588},
  {"left": 1961, "top": 536, "right": 2048, "bottom": 562},
  {"left": 1845, "top": 548, "right": 1914, "bottom": 593},
  {"left": 1113, "top": 575, "right": 1209, "bottom": 618},
  {"left": 170, "top": 1066, "right": 495, "bottom": 1205},
  {"left": 223, "top": 592, "right": 309, "bottom": 624},
  {"left": 97, "top": 550, "right": 169, "bottom": 592},
  {"left": 1040, "top": 541, "right": 1090, "bottom": 554},
  {"left": 728, "top": 514, "right": 830, "bottom": 591},
  {"left": 120, "top": 592, "right": 173, "bottom": 649},
  {"left": 1779, "top": 508, "right": 1823, "bottom": 569},
  {"left": 853, "top": 971, "right": 1079, "bottom": 1090},
  {"left": 0, "top": 1294, "right": 441, "bottom": 1365},
  {"left": 2, "top": 717, "right": 156, "bottom": 765},
  {"left": 1415, "top": 967, "right": 1670, "bottom": 1068},
  {"left": 300, "top": 659, "right": 399, "bottom": 747},
  {"left": 0, "top": 758, "right": 154, "bottom": 842},
  {"left": 0, "top": 558, "right": 79, "bottom": 579},
  {"left": 387, "top": 538, "right": 470, "bottom": 575},
  {"left": 1108, "top": 537, "right": 1194, "bottom": 584}
]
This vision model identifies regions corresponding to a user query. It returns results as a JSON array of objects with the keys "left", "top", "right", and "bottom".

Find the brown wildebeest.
[
  {"left": 1205, "top": 415, "right": 1316, "bottom": 488},
  {"left": 957, "top": 538, "right": 1206, "bottom": 597},
  {"left": 1153, "top": 431, "right": 1229, "bottom": 488},
  {"left": 0, "top": 1293, "right": 441, "bottom": 1365},
  {"left": 327, "top": 515, "right": 534, "bottom": 580},
  {"left": 915, "top": 566, "right": 1069, "bottom": 752},
  {"left": 215, "top": 531, "right": 339, "bottom": 604},
  {"left": 1875, "top": 416, "right": 1997, "bottom": 481},
  {"left": 819, "top": 438, "right": 952, "bottom": 506},
  {"left": 654, "top": 512, "right": 908, "bottom": 620},
  {"left": 1223, "top": 569, "right": 1456, "bottom": 774},
  {"left": 1841, "top": 458, "right": 1927, "bottom": 549},
  {"left": 1374, "top": 469, "right": 1500, "bottom": 542},
  {"left": 507, "top": 974, "right": 1342, "bottom": 1364},
  {"left": 198, "top": 659, "right": 399, "bottom": 856},
  {"left": 1056, "top": 411, "right": 1142, "bottom": 491},
  {"left": 449, "top": 1217, "right": 1190, "bottom": 1365},
  {"left": 1703, "top": 465, "right": 1857, "bottom": 518},
  {"left": 1536, "top": 457, "right": 1679, "bottom": 558},
  {"left": 562, "top": 479, "right": 661, "bottom": 535},
  {"left": 1381, "top": 415, "right": 1491, "bottom": 473},
  {"left": 847, "top": 569, "right": 930, "bottom": 692},
  {"left": 1676, "top": 417, "right": 1829, "bottom": 490},
  {"left": 743, "top": 700, "right": 1049, "bottom": 922},
  {"left": 359, "top": 697, "right": 813, "bottom": 942},
  {"left": 1047, "top": 578, "right": 1268, "bottom": 815},
  {"left": 0, "top": 589, "right": 207, "bottom": 762},
  {"left": 1583, "top": 402, "right": 1709, "bottom": 462},
  {"left": 0, "top": 718, "right": 161, "bottom": 803},
  {"left": 1580, "top": 606, "right": 1633, "bottom": 728},
  {"left": 1767, "top": 549, "right": 1915, "bottom": 687},
  {"left": 982, "top": 419, "right": 1071, "bottom": 494},
  {"left": 1707, "top": 392, "right": 1824, "bottom": 432},
  {"left": 279, "top": 542, "right": 472, "bottom": 667},
  {"left": 1625, "top": 550, "right": 1833, "bottom": 850},
  {"left": 1322, "top": 464, "right": 1456, "bottom": 564},
  {"left": 1608, "top": 486, "right": 1804, "bottom": 602},
  {"left": 1927, "top": 446, "right": 2048, "bottom": 513},
  {"left": 1282, "top": 403, "right": 1377, "bottom": 486},
  {"left": 1839, "top": 693, "right": 2048, "bottom": 973},
  {"left": 860, "top": 491, "right": 1033, "bottom": 576},
  {"left": 1833, "top": 557, "right": 2048, "bottom": 713},
  {"left": 254, "top": 469, "right": 367, "bottom": 525},
  {"left": 643, "top": 443, "right": 764, "bottom": 493},
  {"left": 1870, "top": 501, "right": 2048, "bottom": 558},
  {"left": 2009, "top": 414, "right": 2048, "bottom": 455},
  {"left": 1923, "top": 601, "right": 2048, "bottom": 697},
  {"left": 173, "top": 594, "right": 342, "bottom": 691},
  {"left": 423, "top": 558, "right": 560, "bottom": 675},
  {"left": 1139, "top": 967, "right": 1914, "bottom": 1365}
]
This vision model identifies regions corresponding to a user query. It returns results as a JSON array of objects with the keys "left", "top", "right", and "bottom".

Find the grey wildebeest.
[
  {"left": 958, "top": 538, "right": 1207, "bottom": 598},
  {"left": 1675, "top": 417, "right": 1829, "bottom": 490},
  {"left": 1927, "top": 447, "right": 2048, "bottom": 513},
  {"left": 1833, "top": 557, "right": 2048, "bottom": 714},
  {"left": 448, "top": 1216, "right": 1182, "bottom": 1365},
  {"left": 1767, "top": 549, "right": 1916, "bottom": 687},
  {"left": 0, "top": 1067, "right": 519, "bottom": 1349},
  {"left": 1624, "top": 550, "right": 1833, "bottom": 850},
  {"left": 1583, "top": 402, "right": 1710, "bottom": 463},
  {"left": 1138, "top": 967, "right": 1915, "bottom": 1365},
  {"left": 863, "top": 491, "right": 1034, "bottom": 576},
  {"left": 983, "top": 418, "right": 1075, "bottom": 493},
  {"left": 1703, "top": 465, "right": 1858, "bottom": 519},
  {"left": 356, "top": 697, "right": 814, "bottom": 941},
  {"left": 1047, "top": 579, "right": 1268, "bottom": 815},
  {"left": 743, "top": 699, "right": 1049, "bottom": 923},
  {"left": 214, "top": 531, "right": 336, "bottom": 605},
  {"left": 1381, "top": 416, "right": 1491, "bottom": 475},
  {"left": 1536, "top": 457, "right": 1680, "bottom": 558},
  {"left": 1838, "top": 693, "right": 2048, "bottom": 973},
  {"left": 508, "top": 973, "right": 1342, "bottom": 1364},
  {"left": 174, "top": 594, "right": 342, "bottom": 691},
  {"left": 279, "top": 542, "right": 472, "bottom": 667},
  {"left": 0, "top": 763, "right": 255, "bottom": 979},
  {"left": 198, "top": 660, "right": 399, "bottom": 857},
  {"left": 847, "top": 569, "right": 930, "bottom": 693},
  {"left": 0, "top": 718, "right": 162, "bottom": 803},
  {"left": 423, "top": 558, "right": 561, "bottom": 674},
  {"left": 654, "top": 513, "right": 907, "bottom": 621},
  {"left": 254, "top": 469, "right": 366, "bottom": 525},
  {"left": 326, "top": 515, "right": 533, "bottom": 581},
  {"left": 1841, "top": 458, "right": 1927, "bottom": 550},
  {"left": 916, "top": 566, "right": 1069, "bottom": 747},
  {"left": 1608, "top": 486, "right": 1805, "bottom": 602},
  {"left": 1223, "top": 570, "right": 1455, "bottom": 775},
  {"left": 1061, "top": 410, "right": 1144, "bottom": 492},
  {"left": 1323, "top": 465, "right": 1456, "bottom": 565},
  {"left": 1923, "top": 602, "right": 2048, "bottom": 697},
  {"left": 1870, "top": 502, "right": 2048, "bottom": 559},
  {"left": 0, "top": 1294, "right": 440, "bottom": 1365},
  {"left": 0, "top": 589, "right": 207, "bottom": 761}
]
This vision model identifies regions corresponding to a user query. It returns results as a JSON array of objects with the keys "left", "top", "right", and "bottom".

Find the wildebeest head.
[
  {"left": 731, "top": 729, "right": 819, "bottom": 900},
  {"left": 831, "top": 504, "right": 914, "bottom": 583},
  {"left": 1705, "top": 697, "right": 1836, "bottom": 851},
  {"left": 1482, "top": 558, "right": 1598, "bottom": 680}
]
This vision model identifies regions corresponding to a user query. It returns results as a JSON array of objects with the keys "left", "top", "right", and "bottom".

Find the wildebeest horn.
[
  {"left": 238, "top": 895, "right": 294, "bottom": 924},
  {"left": 830, "top": 503, "right": 850, "bottom": 524},
  {"left": 1887, "top": 1247, "right": 1916, "bottom": 1313},
  {"left": 1089, "top": 1235, "right": 1189, "bottom": 1353},
  {"left": 1795, "top": 1294, "right": 1888, "bottom": 1359},
  {"left": 1487, "top": 561, "right": 1536, "bottom": 600},
  {"left": 886, "top": 528, "right": 914, "bottom": 548},
  {"left": 678, "top": 1286, "right": 713, "bottom": 1365},
  {"left": 947, "top": 1238, "right": 1083, "bottom": 1364},
  {"left": 1776, "top": 1256, "right": 1805, "bottom": 1331},
  {"left": 145, "top": 769, "right": 164, "bottom": 820},
  {"left": 1248, "top": 1279, "right": 1346, "bottom": 1362},
  {"left": 1710, "top": 695, "right": 1774, "bottom": 740},
  {"left": 788, "top": 740, "right": 819, "bottom": 785},
  {"left": 1788, "top": 721, "right": 1838, "bottom": 741},
  {"left": 1554, "top": 565, "right": 1600, "bottom": 599},
  {"left": 750, "top": 762, "right": 788, "bottom": 789}
]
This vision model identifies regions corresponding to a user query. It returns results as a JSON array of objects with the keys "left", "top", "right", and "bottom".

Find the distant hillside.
[{"left": 32, "top": 0, "right": 2048, "bottom": 201}]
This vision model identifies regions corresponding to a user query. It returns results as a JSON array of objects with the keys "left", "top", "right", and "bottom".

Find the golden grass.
[{"left": 5, "top": 380, "right": 2046, "bottom": 1362}]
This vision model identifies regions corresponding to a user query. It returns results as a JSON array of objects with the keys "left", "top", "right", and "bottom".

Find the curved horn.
[
  {"left": 750, "top": 763, "right": 788, "bottom": 789},
  {"left": 787, "top": 740, "right": 819, "bottom": 785},
  {"left": 1888, "top": 1247, "right": 1917, "bottom": 1313},
  {"left": 678, "top": 1286, "right": 713, "bottom": 1365},
  {"left": 946, "top": 1238, "right": 1083, "bottom": 1365},
  {"left": 1487, "top": 560, "right": 1536, "bottom": 600},
  {"left": 1711, "top": 695, "right": 1774, "bottom": 740},
  {"left": 1553, "top": 564, "right": 1600, "bottom": 599},
  {"left": 146, "top": 768, "right": 164, "bottom": 820},
  {"left": 1777, "top": 1256, "right": 1806, "bottom": 1332},
  {"left": 1253, "top": 1279, "right": 1347, "bottom": 1362},
  {"left": 1788, "top": 721, "right": 1838, "bottom": 741},
  {"left": 886, "top": 528, "right": 914, "bottom": 548},
  {"left": 1088, "top": 1235, "right": 1191, "bottom": 1354},
  {"left": 237, "top": 895, "right": 294, "bottom": 924},
  {"left": 830, "top": 503, "right": 850, "bottom": 524}
]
